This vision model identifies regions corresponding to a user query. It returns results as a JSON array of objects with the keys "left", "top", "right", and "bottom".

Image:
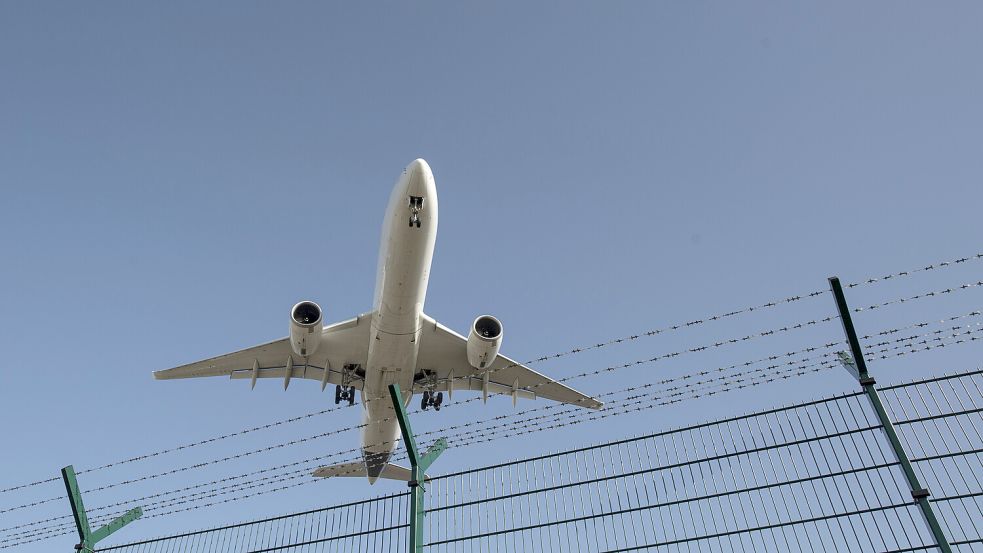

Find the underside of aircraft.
[{"left": 154, "top": 159, "right": 602, "bottom": 483}]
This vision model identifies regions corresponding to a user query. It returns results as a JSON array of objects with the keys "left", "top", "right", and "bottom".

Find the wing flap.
[
  {"left": 435, "top": 375, "right": 536, "bottom": 400},
  {"left": 228, "top": 365, "right": 362, "bottom": 390}
]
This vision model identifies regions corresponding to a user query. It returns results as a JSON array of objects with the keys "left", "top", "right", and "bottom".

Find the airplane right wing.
[{"left": 416, "top": 314, "right": 603, "bottom": 410}]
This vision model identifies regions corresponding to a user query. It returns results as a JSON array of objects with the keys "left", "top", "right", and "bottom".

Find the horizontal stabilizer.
[{"left": 312, "top": 462, "right": 428, "bottom": 482}]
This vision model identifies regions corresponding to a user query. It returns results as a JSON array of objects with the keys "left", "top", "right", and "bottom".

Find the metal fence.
[{"left": 94, "top": 368, "right": 983, "bottom": 552}]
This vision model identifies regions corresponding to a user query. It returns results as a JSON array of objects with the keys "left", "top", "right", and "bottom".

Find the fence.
[{"left": 95, "top": 367, "right": 983, "bottom": 552}]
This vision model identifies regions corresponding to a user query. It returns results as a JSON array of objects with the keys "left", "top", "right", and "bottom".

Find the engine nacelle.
[
  {"left": 289, "top": 301, "right": 323, "bottom": 357},
  {"left": 467, "top": 315, "right": 503, "bottom": 369}
]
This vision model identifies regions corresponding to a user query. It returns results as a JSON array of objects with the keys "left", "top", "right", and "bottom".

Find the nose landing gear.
[
  {"left": 335, "top": 385, "right": 356, "bottom": 406},
  {"left": 408, "top": 196, "right": 424, "bottom": 228},
  {"left": 421, "top": 390, "right": 443, "bottom": 411}
]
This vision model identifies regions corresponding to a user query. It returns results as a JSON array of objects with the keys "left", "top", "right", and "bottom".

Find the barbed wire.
[
  {"left": 7, "top": 309, "right": 982, "bottom": 545},
  {"left": 0, "top": 335, "right": 866, "bottom": 538},
  {"left": 845, "top": 253, "right": 983, "bottom": 288},
  {"left": 4, "top": 262, "right": 982, "bottom": 546},
  {"left": 3, "top": 251, "right": 979, "bottom": 499},
  {"left": 3, "top": 302, "right": 981, "bottom": 525},
  {"left": 9, "top": 316, "right": 981, "bottom": 549},
  {"left": 0, "top": 351, "right": 841, "bottom": 545},
  {"left": 0, "top": 310, "right": 848, "bottom": 516},
  {"left": 852, "top": 281, "right": 983, "bottom": 313}
]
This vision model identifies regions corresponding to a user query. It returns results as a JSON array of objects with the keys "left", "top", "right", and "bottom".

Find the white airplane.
[{"left": 154, "top": 159, "right": 603, "bottom": 484}]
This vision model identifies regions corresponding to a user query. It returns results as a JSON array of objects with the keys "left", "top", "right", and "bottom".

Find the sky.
[{"left": 1, "top": 2, "right": 982, "bottom": 551}]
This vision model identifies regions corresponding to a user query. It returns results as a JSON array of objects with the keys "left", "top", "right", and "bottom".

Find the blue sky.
[{"left": 1, "top": 3, "right": 981, "bottom": 550}]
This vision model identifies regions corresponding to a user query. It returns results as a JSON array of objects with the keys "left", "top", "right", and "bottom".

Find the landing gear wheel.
[
  {"left": 434, "top": 392, "right": 443, "bottom": 411},
  {"left": 334, "top": 385, "right": 342, "bottom": 405},
  {"left": 415, "top": 219, "right": 421, "bottom": 228},
  {"left": 421, "top": 391, "right": 430, "bottom": 411},
  {"left": 348, "top": 387, "right": 356, "bottom": 406}
]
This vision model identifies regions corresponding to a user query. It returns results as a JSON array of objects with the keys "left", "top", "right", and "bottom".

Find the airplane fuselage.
[{"left": 360, "top": 159, "right": 438, "bottom": 482}]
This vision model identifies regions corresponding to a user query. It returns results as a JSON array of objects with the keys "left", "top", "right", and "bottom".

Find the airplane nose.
[
  {"left": 406, "top": 158, "right": 431, "bottom": 177},
  {"left": 403, "top": 158, "right": 435, "bottom": 197},
  {"left": 404, "top": 159, "right": 432, "bottom": 188}
]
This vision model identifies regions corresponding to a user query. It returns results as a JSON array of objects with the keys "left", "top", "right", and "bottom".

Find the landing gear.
[
  {"left": 408, "top": 196, "right": 424, "bottom": 228},
  {"left": 421, "top": 391, "right": 443, "bottom": 411},
  {"left": 332, "top": 364, "right": 361, "bottom": 406},
  {"left": 335, "top": 385, "right": 356, "bottom": 406}
]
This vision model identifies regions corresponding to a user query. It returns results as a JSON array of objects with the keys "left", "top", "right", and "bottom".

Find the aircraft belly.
[
  {"left": 360, "top": 329, "right": 419, "bottom": 464},
  {"left": 375, "top": 235, "right": 432, "bottom": 334}
]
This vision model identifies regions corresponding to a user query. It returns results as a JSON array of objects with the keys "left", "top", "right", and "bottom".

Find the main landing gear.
[
  {"left": 421, "top": 390, "right": 443, "bottom": 411},
  {"left": 335, "top": 385, "right": 356, "bottom": 406}
]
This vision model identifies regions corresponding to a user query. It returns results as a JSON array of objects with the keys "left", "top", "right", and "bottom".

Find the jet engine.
[
  {"left": 290, "top": 301, "right": 323, "bottom": 357},
  {"left": 467, "top": 315, "right": 503, "bottom": 369}
]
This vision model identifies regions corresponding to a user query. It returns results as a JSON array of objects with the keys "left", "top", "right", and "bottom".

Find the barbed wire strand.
[
  {"left": 3, "top": 300, "right": 981, "bottom": 524},
  {"left": 3, "top": 251, "right": 979, "bottom": 497},
  {"left": 7, "top": 319, "right": 981, "bottom": 549},
  {"left": 7, "top": 312, "right": 982, "bottom": 543}
]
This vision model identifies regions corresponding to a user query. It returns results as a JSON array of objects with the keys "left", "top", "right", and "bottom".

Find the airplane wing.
[
  {"left": 153, "top": 314, "right": 372, "bottom": 390},
  {"left": 416, "top": 313, "right": 603, "bottom": 409}
]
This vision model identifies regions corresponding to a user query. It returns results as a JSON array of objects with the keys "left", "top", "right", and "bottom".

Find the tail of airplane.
[{"left": 312, "top": 461, "right": 429, "bottom": 484}]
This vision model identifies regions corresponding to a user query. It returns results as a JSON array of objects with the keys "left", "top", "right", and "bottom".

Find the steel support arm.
[
  {"left": 389, "top": 383, "right": 445, "bottom": 553},
  {"left": 828, "top": 277, "right": 952, "bottom": 553},
  {"left": 62, "top": 465, "right": 142, "bottom": 552}
]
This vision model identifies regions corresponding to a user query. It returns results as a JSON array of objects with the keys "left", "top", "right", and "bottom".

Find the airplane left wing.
[
  {"left": 416, "top": 314, "right": 603, "bottom": 410},
  {"left": 153, "top": 314, "right": 372, "bottom": 390}
]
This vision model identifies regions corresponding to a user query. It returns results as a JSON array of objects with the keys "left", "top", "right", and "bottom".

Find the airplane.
[{"left": 154, "top": 159, "right": 603, "bottom": 484}]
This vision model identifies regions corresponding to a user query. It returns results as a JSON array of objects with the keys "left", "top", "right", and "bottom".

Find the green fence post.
[
  {"left": 828, "top": 277, "right": 953, "bottom": 553},
  {"left": 61, "top": 465, "right": 142, "bottom": 552},
  {"left": 388, "top": 383, "right": 446, "bottom": 553}
]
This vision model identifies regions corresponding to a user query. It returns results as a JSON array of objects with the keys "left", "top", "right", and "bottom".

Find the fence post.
[
  {"left": 62, "top": 465, "right": 142, "bottom": 552},
  {"left": 828, "top": 276, "right": 952, "bottom": 553},
  {"left": 388, "top": 383, "right": 447, "bottom": 553}
]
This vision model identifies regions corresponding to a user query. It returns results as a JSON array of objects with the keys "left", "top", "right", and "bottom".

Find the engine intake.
[
  {"left": 290, "top": 301, "right": 323, "bottom": 357},
  {"left": 467, "top": 315, "right": 503, "bottom": 369}
]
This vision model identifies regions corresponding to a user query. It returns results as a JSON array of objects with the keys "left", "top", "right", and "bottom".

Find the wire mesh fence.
[{"left": 92, "top": 368, "right": 983, "bottom": 553}]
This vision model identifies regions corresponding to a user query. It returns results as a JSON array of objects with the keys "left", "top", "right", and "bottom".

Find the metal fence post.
[
  {"left": 389, "top": 383, "right": 447, "bottom": 553},
  {"left": 62, "top": 465, "right": 142, "bottom": 552},
  {"left": 828, "top": 276, "right": 953, "bottom": 553}
]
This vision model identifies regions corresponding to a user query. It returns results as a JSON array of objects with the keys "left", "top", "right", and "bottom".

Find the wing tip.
[{"left": 153, "top": 369, "right": 186, "bottom": 380}]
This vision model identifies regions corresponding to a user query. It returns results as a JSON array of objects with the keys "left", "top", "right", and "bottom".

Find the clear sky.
[{"left": 1, "top": 3, "right": 981, "bottom": 551}]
